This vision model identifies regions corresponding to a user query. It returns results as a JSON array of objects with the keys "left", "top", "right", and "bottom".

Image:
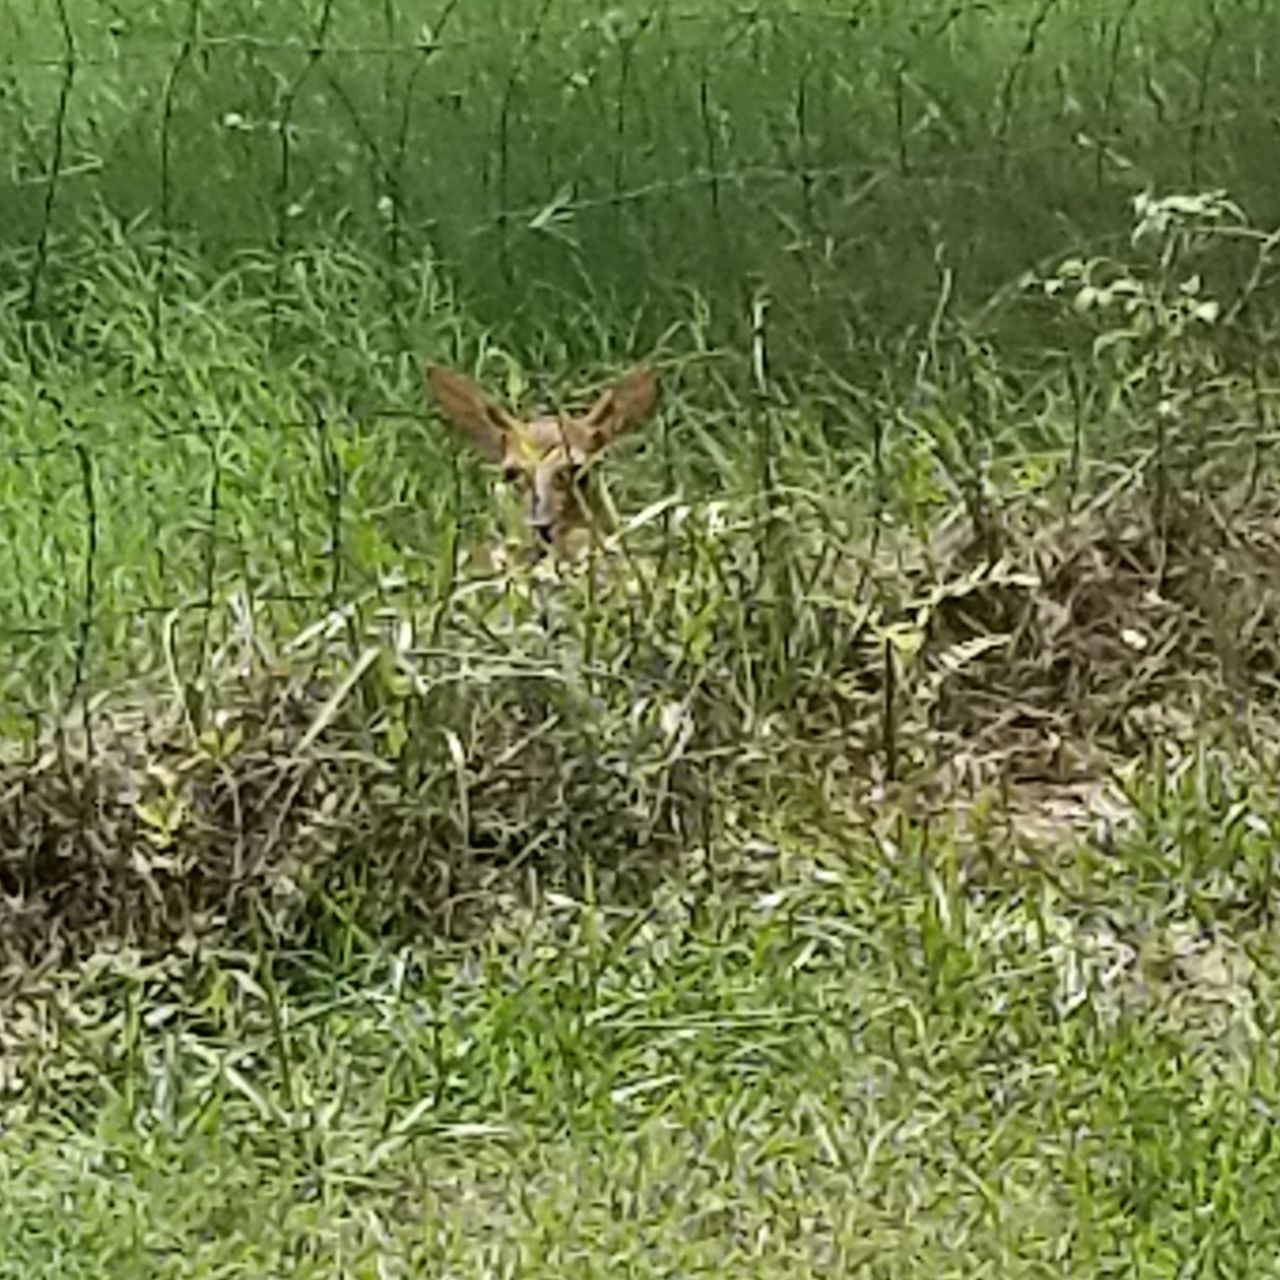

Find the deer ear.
[
  {"left": 578, "top": 365, "right": 660, "bottom": 452},
  {"left": 424, "top": 362, "right": 519, "bottom": 463}
]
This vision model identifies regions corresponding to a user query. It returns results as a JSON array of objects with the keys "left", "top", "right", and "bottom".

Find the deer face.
[{"left": 424, "top": 363, "right": 660, "bottom": 559}]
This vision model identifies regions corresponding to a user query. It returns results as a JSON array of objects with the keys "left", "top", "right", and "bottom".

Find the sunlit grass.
[
  {"left": 4, "top": 762, "right": 1278, "bottom": 1276},
  {"left": 1, "top": 8, "right": 1279, "bottom": 1272}
]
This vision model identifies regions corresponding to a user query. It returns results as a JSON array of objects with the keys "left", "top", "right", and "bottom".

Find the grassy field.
[
  {"left": 4, "top": 772, "right": 1280, "bottom": 1276},
  {"left": 3, "top": 0, "right": 1278, "bottom": 363},
  {"left": 3, "top": 1, "right": 1280, "bottom": 1275},
  {"left": 3, "top": 186, "right": 1279, "bottom": 1274}
]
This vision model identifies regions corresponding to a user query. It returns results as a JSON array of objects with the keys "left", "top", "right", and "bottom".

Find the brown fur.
[{"left": 424, "top": 362, "right": 660, "bottom": 558}]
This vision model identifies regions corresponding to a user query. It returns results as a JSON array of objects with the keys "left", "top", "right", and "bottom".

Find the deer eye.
[{"left": 501, "top": 466, "right": 524, "bottom": 485}]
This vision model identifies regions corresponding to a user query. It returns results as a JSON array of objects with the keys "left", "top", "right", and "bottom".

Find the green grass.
[
  {"left": 3, "top": 0, "right": 1278, "bottom": 364},
  {"left": 0, "top": 274, "right": 1276, "bottom": 1275},
  {"left": 4, "top": 760, "right": 1280, "bottom": 1276},
  {"left": 3, "top": 181, "right": 1271, "bottom": 713},
  {"left": 3, "top": 6, "right": 1280, "bottom": 1274}
]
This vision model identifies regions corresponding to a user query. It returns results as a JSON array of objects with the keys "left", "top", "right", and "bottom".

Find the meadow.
[{"left": 2, "top": 0, "right": 1280, "bottom": 1274}]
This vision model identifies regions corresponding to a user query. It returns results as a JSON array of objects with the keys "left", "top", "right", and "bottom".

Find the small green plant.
[
  {"left": 1035, "top": 190, "right": 1242, "bottom": 387},
  {"left": 1029, "top": 189, "right": 1275, "bottom": 546}
]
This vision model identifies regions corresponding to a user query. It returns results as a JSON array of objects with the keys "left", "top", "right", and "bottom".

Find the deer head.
[{"left": 424, "top": 362, "right": 660, "bottom": 559}]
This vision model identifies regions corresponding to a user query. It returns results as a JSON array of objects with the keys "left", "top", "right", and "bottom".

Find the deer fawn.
[{"left": 424, "top": 361, "right": 660, "bottom": 563}]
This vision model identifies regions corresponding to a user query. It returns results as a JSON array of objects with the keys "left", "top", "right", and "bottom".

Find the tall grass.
[
  {"left": 0, "top": 192, "right": 1274, "bottom": 974},
  {"left": 4, "top": 10, "right": 1280, "bottom": 1270},
  {"left": 2, "top": 0, "right": 1278, "bottom": 367},
  {"left": 0, "top": 184, "right": 1275, "bottom": 710}
]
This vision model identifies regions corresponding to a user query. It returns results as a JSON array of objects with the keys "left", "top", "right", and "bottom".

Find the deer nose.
[{"left": 525, "top": 524, "right": 553, "bottom": 564}]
